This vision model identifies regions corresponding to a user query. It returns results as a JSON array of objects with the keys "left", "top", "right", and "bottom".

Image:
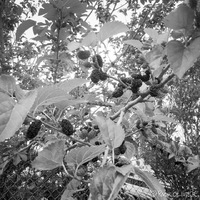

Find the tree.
[{"left": 1, "top": 0, "right": 200, "bottom": 199}]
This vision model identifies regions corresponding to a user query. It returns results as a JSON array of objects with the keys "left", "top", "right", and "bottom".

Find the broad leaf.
[
  {"left": 163, "top": 4, "right": 194, "bottom": 33},
  {"left": 134, "top": 167, "right": 167, "bottom": 200},
  {"left": 108, "top": 166, "right": 133, "bottom": 200},
  {"left": 124, "top": 141, "right": 137, "bottom": 159},
  {"left": 81, "top": 31, "right": 98, "bottom": 47},
  {"left": 61, "top": 179, "right": 81, "bottom": 200},
  {"left": 167, "top": 38, "right": 200, "bottom": 78},
  {"left": 144, "top": 28, "right": 158, "bottom": 44},
  {"left": 152, "top": 114, "right": 175, "bottom": 123},
  {"left": 97, "top": 21, "right": 129, "bottom": 42},
  {"left": 32, "top": 140, "right": 65, "bottom": 170},
  {"left": 65, "top": 144, "right": 106, "bottom": 167},
  {"left": 0, "top": 91, "right": 37, "bottom": 142},
  {"left": 38, "top": 3, "right": 57, "bottom": 21},
  {"left": 67, "top": 41, "right": 80, "bottom": 51},
  {"left": 0, "top": 75, "right": 16, "bottom": 96},
  {"left": 90, "top": 166, "right": 116, "bottom": 200},
  {"left": 58, "top": 78, "right": 89, "bottom": 93},
  {"left": 95, "top": 116, "right": 125, "bottom": 148},
  {"left": 186, "top": 155, "right": 200, "bottom": 173},
  {"left": 123, "top": 40, "right": 143, "bottom": 50},
  {"left": 16, "top": 19, "right": 36, "bottom": 41}
]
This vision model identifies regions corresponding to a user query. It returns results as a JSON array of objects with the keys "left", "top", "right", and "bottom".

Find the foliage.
[{"left": 1, "top": 0, "right": 200, "bottom": 199}]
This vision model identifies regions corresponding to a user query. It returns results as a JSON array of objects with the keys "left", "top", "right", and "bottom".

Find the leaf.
[
  {"left": 65, "top": 144, "right": 106, "bottom": 167},
  {"left": 0, "top": 75, "right": 17, "bottom": 96},
  {"left": 61, "top": 179, "right": 81, "bottom": 200},
  {"left": 124, "top": 141, "right": 137, "bottom": 159},
  {"left": 67, "top": 41, "right": 80, "bottom": 51},
  {"left": 90, "top": 166, "right": 116, "bottom": 200},
  {"left": 32, "top": 140, "right": 65, "bottom": 170},
  {"left": 95, "top": 116, "right": 125, "bottom": 148},
  {"left": 0, "top": 91, "right": 37, "bottom": 142},
  {"left": 123, "top": 40, "right": 143, "bottom": 50},
  {"left": 108, "top": 167, "right": 132, "bottom": 200},
  {"left": 163, "top": 4, "right": 194, "bottom": 33},
  {"left": 144, "top": 28, "right": 158, "bottom": 43},
  {"left": 186, "top": 155, "right": 200, "bottom": 173},
  {"left": 134, "top": 167, "right": 167, "bottom": 200},
  {"left": 167, "top": 38, "right": 200, "bottom": 78},
  {"left": 58, "top": 78, "right": 89, "bottom": 92},
  {"left": 81, "top": 31, "right": 98, "bottom": 47},
  {"left": 16, "top": 19, "right": 36, "bottom": 41},
  {"left": 31, "top": 86, "right": 71, "bottom": 114},
  {"left": 97, "top": 21, "right": 129, "bottom": 42},
  {"left": 152, "top": 114, "right": 175, "bottom": 123}
]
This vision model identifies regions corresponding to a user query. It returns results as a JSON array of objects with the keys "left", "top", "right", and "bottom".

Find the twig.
[
  {"left": 157, "top": 64, "right": 171, "bottom": 80},
  {"left": 84, "top": 1, "right": 98, "bottom": 22},
  {"left": 107, "top": 74, "right": 128, "bottom": 88}
]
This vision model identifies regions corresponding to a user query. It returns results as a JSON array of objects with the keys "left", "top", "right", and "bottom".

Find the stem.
[{"left": 84, "top": 1, "right": 98, "bottom": 22}]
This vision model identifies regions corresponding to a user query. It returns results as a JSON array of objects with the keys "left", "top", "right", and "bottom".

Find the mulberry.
[
  {"left": 83, "top": 61, "right": 92, "bottom": 69},
  {"left": 77, "top": 50, "right": 90, "bottom": 60},
  {"left": 140, "top": 70, "right": 151, "bottom": 82},
  {"left": 112, "top": 87, "right": 124, "bottom": 98},
  {"left": 99, "top": 70, "right": 108, "bottom": 81},
  {"left": 130, "top": 79, "right": 142, "bottom": 93},
  {"left": 131, "top": 73, "right": 142, "bottom": 79},
  {"left": 61, "top": 119, "right": 74, "bottom": 136},
  {"left": 114, "top": 141, "right": 127, "bottom": 155},
  {"left": 90, "top": 69, "right": 100, "bottom": 83},
  {"left": 149, "top": 86, "right": 159, "bottom": 97},
  {"left": 92, "top": 54, "right": 103, "bottom": 68},
  {"left": 26, "top": 120, "right": 42, "bottom": 139},
  {"left": 118, "top": 77, "right": 132, "bottom": 88}
]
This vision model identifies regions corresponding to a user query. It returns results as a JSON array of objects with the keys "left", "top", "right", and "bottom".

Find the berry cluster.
[
  {"left": 131, "top": 69, "right": 151, "bottom": 82},
  {"left": 114, "top": 141, "right": 127, "bottom": 156},
  {"left": 26, "top": 120, "right": 42, "bottom": 140},
  {"left": 149, "top": 85, "right": 159, "bottom": 97},
  {"left": 112, "top": 77, "right": 143, "bottom": 98},
  {"left": 60, "top": 119, "right": 74, "bottom": 136},
  {"left": 90, "top": 68, "right": 108, "bottom": 84},
  {"left": 79, "top": 124, "right": 100, "bottom": 140}
]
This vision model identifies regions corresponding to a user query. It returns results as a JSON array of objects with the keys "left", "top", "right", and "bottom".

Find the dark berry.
[
  {"left": 95, "top": 141, "right": 102, "bottom": 145},
  {"left": 93, "top": 125, "right": 99, "bottom": 130},
  {"left": 60, "top": 119, "right": 74, "bottom": 136},
  {"left": 130, "top": 79, "right": 142, "bottom": 93},
  {"left": 26, "top": 120, "right": 42, "bottom": 139},
  {"left": 141, "top": 70, "right": 151, "bottom": 82},
  {"left": 77, "top": 50, "right": 90, "bottom": 60},
  {"left": 99, "top": 70, "right": 108, "bottom": 81},
  {"left": 112, "top": 87, "right": 124, "bottom": 98},
  {"left": 149, "top": 86, "right": 159, "bottom": 97},
  {"left": 131, "top": 73, "right": 142, "bottom": 79},
  {"left": 119, "top": 141, "right": 127, "bottom": 154},
  {"left": 114, "top": 147, "right": 121, "bottom": 156},
  {"left": 83, "top": 61, "right": 92, "bottom": 68},
  {"left": 142, "top": 121, "right": 148, "bottom": 126},
  {"left": 92, "top": 54, "right": 103, "bottom": 67},
  {"left": 90, "top": 69, "right": 100, "bottom": 83}
]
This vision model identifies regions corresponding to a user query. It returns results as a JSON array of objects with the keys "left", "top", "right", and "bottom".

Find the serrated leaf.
[
  {"left": 163, "top": 4, "right": 194, "bottom": 33},
  {"left": 81, "top": 31, "right": 98, "bottom": 47},
  {"left": 32, "top": 140, "right": 65, "bottom": 170},
  {"left": 167, "top": 38, "right": 200, "bottom": 78},
  {"left": 61, "top": 179, "right": 81, "bottom": 200},
  {"left": 144, "top": 28, "right": 158, "bottom": 43},
  {"left": 65, "top": 144, "right": 106, "bottom": 167},
  {"left": 134, "top": 167, "right": 167, "bottom": 200},
  {"left": 0, "top": 91, "right": 37, "bottom": 142},
  {"left": 90, "top": 166, "right": 116, "bottom": 200},
  {"left": 58, "top": 78, "right": 89, "bottom": 92},
  {"left": 152, "top": 114, "right": 175, "bottom": 123},
  {"left": 31, "top": 86, "right": 71, "bottom": 114},
  {"left": 16, "top": 19, "right": 36, "bottom": 41},
  {"left": 95, "top": 116, "right": 125, "bottom": 148},
  {"left": 67, "top": 41, "right": 80, "bottom": 51},
  {"left": 124, "top": 141, "right": 137, "bottom": 159},
  {"left": 108, "top": 167, "right": 132, "bottom": 200},
  {"left": 123, "top": 40, "right": 143, "bottom": 50},
  {"left": 97, "top": 21, "right": 129, "bottom": 42},
  {"left": 186, "top": 155, "right": 200, "bottom": 173}
]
